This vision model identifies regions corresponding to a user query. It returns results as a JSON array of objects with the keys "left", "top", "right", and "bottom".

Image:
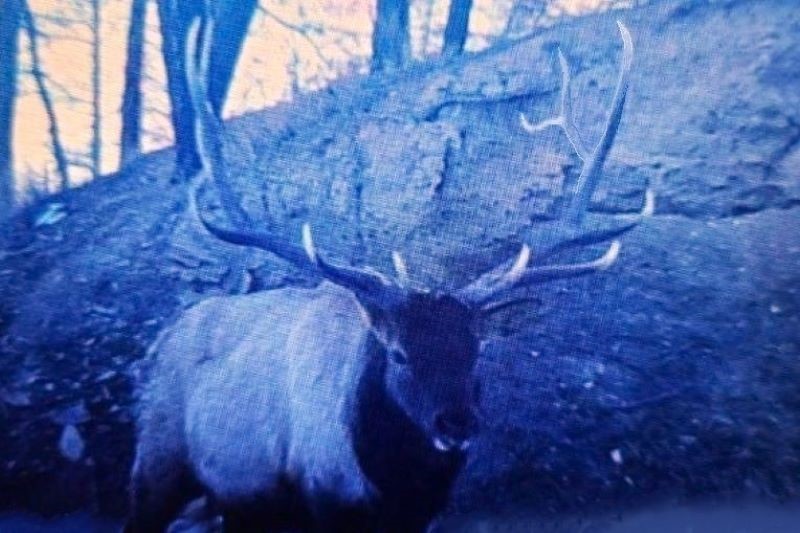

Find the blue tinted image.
[{"left": 0, "top": 0, "right": 798, "bottom": 531}]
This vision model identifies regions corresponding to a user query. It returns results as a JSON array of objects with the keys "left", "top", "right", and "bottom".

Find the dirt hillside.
[{"left": 1, "top": 0, "right": 798, "bottom": 519}]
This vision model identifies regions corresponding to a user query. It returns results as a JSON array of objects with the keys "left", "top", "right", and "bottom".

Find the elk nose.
[{"left": 434, "top": 408, "right": 477, "bottom": 441}]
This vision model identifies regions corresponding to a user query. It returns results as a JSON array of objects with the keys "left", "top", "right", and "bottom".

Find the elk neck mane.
[{"left": 352, "top": 332, "right": 466, "bottom": 528}]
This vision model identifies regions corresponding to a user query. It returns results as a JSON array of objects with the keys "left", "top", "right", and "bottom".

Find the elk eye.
[{"left": 388, "top": 348, "right": 408, "bottom": 365}]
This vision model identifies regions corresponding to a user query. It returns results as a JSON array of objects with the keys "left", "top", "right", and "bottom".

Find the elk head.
[{"left": 185, "top": 19, "right": 650, "bottom": 454}]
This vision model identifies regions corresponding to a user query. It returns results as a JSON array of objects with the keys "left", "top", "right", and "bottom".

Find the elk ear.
[
  {"left": 354, "top": 301, "right": 375, "bottom": 329},
  {"left": 351, "top": 293, "right": 399, "bottom": 335},
  {"left": 354, "top": 301, "right": 395, "bottom": 347},
  {"left": 348, "top": 290, "right": 410, "bottom": 349}
]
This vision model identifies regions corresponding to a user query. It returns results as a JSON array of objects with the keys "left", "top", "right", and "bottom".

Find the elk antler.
[
  {"left": 457, "top": 21, "right": 653, "bottom": 307},
  {"left": 185, "top": 16, "right": 308, "bottom": 267},
  {"left": 520, "top": 48, "right": 589, "bottom": 160},
  {"left": 185, "top": 17, "right": 405, "bottom": 300},
  {"left": 392, "top": 251, "right": 411, "bottom": 288}
]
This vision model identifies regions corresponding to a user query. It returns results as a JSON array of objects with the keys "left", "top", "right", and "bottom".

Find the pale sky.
[{"left": 15, "top": 0, "right": 610, "bottom": 194}]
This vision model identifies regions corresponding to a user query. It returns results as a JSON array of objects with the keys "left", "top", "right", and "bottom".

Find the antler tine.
[
  {"left": 520, "top": 48, "right": 589, "bottom": 160},
  {"left": 513, "top": 240, "right": 620, "bottom": 288},
  {"left": 563, "top": 20, "right": 633, "bottom": 226},
  {"left": 456, "top": 238, "right": 621, "bottom": 307},
  {"left": 480, "top": 241, "right": 621, "bottom": 308},
  {"left": 392, "top": 251, "right": 411, "bottom": 287},
  {"left": 454, "top": 245, "right": 531, "bottom": 304}
]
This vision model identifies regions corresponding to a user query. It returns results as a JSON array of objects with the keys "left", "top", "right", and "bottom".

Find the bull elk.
[{"left": 126, "top": 17, "right": 651, "bottom": 533}]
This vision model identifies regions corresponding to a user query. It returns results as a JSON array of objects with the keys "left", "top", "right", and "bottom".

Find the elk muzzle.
[{"left": 432, "top": 407, "right": 478, "bottom": 453}]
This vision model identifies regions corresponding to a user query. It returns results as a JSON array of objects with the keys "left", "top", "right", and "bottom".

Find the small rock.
[
  {"left": 58, "top": 425, "right": 85, "bottom": 462},
  {"left": 90, "top": 305, "right": 117, "bottom": 317},
  {"left": 610, "top": 448, "right": 624, "bottom": 465},
  {"left": 34, "top": 203, "right": 67, "bottom": 227},
  {"left": 0, "top": 388, "right": 32, "bottom": 407},
  {"left": 96, "top": 370, "right": 117, "bottom": 382}
]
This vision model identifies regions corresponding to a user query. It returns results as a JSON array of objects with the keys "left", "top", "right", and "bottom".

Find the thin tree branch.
[{"left": 21, "top": 0, "right": 72, "bottom": 188}]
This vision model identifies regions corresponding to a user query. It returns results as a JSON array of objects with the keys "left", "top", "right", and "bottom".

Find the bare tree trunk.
[
  {"left": 156, "top": 0, "right": 256, "bottom": 179},
  {"left": 90, "top": 0, "right": 102, "bottom": 179},
  {"left": 119, "top": 0, "right": 147, "bottom": 169},
  {"left": 156, "top": 0, "right": 200, "bottom": 176},
  {"left": 442, "top": 0, "right": 473, "bottom": 58},
  {"left": 502, "top": 0, "right": 548, "bottom": 41},
  {"left": 420, "top": 0, "right": 434, "bottom": 56},
  {"left": 371, "top": 0, "right": 410, "bottom": 73},
  {"left": 0, "top": 0, "right": 21, "bottom": 215},
  {"left": 21, "top": 0, "right": 71, "bottom": 189},
  {"left": 207, "top": 0, "right": 256, "bottom": 117}
]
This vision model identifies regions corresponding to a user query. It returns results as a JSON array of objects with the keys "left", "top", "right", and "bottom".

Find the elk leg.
[
  {"left": 309, "top": 496, "right": 375, "bottom": 533},
  {"left": 220, "top": 488, "right": 309, "bottom": 533},
  {"left": 125, "top": 441, "right": 197, "bottom": 533}
]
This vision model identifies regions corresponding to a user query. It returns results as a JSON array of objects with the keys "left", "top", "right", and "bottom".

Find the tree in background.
[
  {"left": 207, "top": 1, "right": 258, "bottom": 116},
  {"left": 119, "top": 0, "right": 147, "bottom": 169},
  {"left": 511, "top": 1, "right": 549, "bottom": 38},
  {"left": 156, "top": 0, "right": 257, "bottom": 177},
  {"left": 3, "top": 0, "right": 625, "bottom": 199},
  {"left": 371, "top": 0, "right": 410, "bottom": 72},
  {"left": 0, "top": 0, "right": 21, "bottom": 215},
  {"left": 417, "top": 0, "right": 435, "bottom": 56},
  {"left": 442, "top": 0, "right": 473, "bottom": 58},
  {"left": 90, "top": 0, "right": 102, "bottom": 179},
  {"left": 20, "top": 0, "right": 72, "bottom": 189},
  {"left": 15, "top": 0, "right": 112, "bottom": 186}
]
